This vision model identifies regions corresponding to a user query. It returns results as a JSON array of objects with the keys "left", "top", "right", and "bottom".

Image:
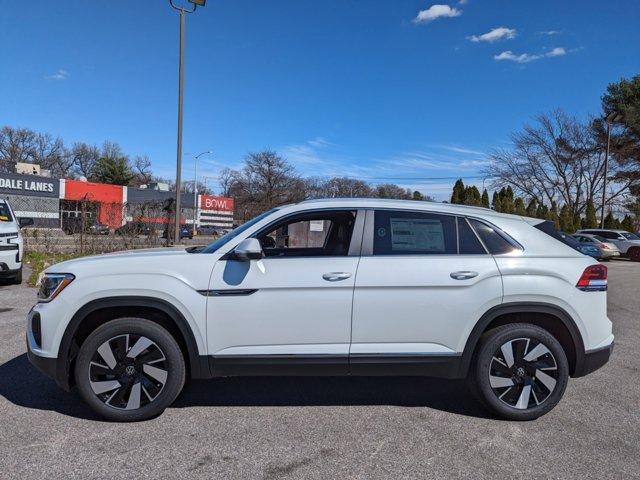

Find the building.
[{"left": 0, "top": 171, "right": 234, "bottom": 231}]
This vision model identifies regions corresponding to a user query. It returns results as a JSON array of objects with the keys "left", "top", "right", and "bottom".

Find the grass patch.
[{"left": 24, "top": 251, "right": 82, "bottom": 287}]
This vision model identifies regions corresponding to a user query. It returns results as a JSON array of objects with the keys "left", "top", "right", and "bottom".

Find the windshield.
[
  {"left": 621, "top": 232, "right": 640, "bottom": 240},
  {"left": 200, "top": 208, "right": 279, "bottom": 254},
  {"left": 0, "top": 203, "right": 13, "bottom": 222}
]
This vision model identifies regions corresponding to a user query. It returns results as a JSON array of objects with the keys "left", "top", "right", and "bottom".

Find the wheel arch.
[
  {"left": 54, "top": 296, "right": 210, "bottom": 391},
  {"left": 459, "top": 302, "right": 587, "bottom": 378}
]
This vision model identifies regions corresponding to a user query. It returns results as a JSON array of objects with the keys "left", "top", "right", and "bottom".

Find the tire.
[
  {"left": 75, "top": 318, "right": 186, "bottom": 422},
  {"left": 468, "top": 323, "right": 569, "bottom": 421},
  {"left": 12, "top": 267, "right": 22, "bottom": 285},
  {"left": 628, "top": 247, "right": 640, "bottom": 262}
]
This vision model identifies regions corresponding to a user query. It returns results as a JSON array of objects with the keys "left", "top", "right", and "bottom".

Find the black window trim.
[{"left": 243, "top": 207, "right": 366, "bottom": 259}]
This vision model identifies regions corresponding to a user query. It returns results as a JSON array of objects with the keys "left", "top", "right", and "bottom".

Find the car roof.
[
  {"left": 579, "top": 228, "right": 626, "bottom": 233},
  {"left": 293, "top": 197, "right": 529, "bottom": 222}
]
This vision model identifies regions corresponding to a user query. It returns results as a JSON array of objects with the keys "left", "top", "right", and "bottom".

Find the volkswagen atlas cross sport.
[{"left": 27, "top": 199, "right": 614, "bottom": 422}]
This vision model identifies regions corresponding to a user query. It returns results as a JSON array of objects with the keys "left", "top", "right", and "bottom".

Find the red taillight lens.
[
  {"left": 601, "top": 244, "right": 611, "bottom": 250},
  {"left": 576, "top": 264, "right": 607, "bottom": 291}
]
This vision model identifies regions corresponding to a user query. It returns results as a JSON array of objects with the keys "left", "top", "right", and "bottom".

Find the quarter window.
[
  {"left": 458, "top": 217, "right": 487, "bottom": 254},
  {"left": 373, "top": 210, "right": 456, "bottom": 255},
  {"left": 468, "top": 219, "right": 516, "bottom": 255}
]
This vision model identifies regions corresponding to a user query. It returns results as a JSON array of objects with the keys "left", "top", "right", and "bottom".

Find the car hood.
[
  {"left": 46, "top": 247, "right": 222, "bottom": 279},
  {"left": 0, "top": 221, "right": 19, "bottom": 234}
]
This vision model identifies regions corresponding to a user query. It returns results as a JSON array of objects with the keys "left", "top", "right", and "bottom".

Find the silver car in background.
[{"left": 572, "top": 233, "right": 621, "bottom": 260}]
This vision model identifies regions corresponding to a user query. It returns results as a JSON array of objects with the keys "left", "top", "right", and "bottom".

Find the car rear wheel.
[
  {"left": 75, "top": 318, "right": 185, "bottom": 422},
  {"left": 468, "top": 323, "right": 569, "bottom": 421},
  {"left": 628, "top": 247, "right": 640, "bottom": 262},
  {"left": 12, "top": 267, "right": 22, "bottom": 285}
]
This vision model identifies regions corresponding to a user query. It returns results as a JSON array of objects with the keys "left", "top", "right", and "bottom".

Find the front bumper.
[
  {"left": 27, "top": 339, "right": 58, "bottom": 379},
  {"left": 573, "top": 342, "right": 614, "bottom": 377}
]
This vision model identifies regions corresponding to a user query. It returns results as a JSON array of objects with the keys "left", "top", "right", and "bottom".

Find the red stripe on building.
[{"left": 63, "top": 179, "right": 125, "bottom": 228}]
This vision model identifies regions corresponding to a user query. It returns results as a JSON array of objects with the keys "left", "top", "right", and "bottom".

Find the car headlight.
[{"left": 38, "top": 273, "right": 75, "bottom": 302}]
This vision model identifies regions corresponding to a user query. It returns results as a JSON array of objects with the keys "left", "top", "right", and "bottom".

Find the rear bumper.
[{"left": 573, "top": 342, "right": 614, "bottom": 377}]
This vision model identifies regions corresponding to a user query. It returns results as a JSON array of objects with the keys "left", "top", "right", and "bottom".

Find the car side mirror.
[
  {"left": 233, "top": 238, "right": 263, "bottom": 261},
  {"left": 18, "top": 217, "right": 34, "bottom": 228}
]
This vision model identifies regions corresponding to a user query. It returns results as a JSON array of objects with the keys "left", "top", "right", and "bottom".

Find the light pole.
[
  {"left": 193, "top": 150, "right": 212, "bottom": 235},
  {"left": 168, "top": 0, "right": 206, "bottom": 244},
  {"left": 600, "top": 111, "right": 623, "bottom": 228}
]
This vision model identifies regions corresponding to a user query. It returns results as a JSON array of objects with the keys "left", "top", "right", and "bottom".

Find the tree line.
[
  {"left": 0, "top": 127, "right": 156, "bottom": 187},
  {"left": 476, "top": 75, "right": 640, "bottom": 233},
  {"left": 449, "top": 178, "right": 635, "bottom": 233},
  {"left": 218, "top": 151, "right": 433, "bottom": 222}
]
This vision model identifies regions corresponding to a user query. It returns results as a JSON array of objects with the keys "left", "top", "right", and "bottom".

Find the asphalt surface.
[{"left": 0, "top": 262, "right": 638, "bottom": 479}]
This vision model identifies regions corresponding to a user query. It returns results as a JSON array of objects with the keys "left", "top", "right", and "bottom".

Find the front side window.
[
  {"left": 201, "top": 208, "right": 279, "bottom": 254},
  {"left": 0, "top": 203, "right": 13, "bottom": 222},
  {"left": 257, "top": 210, "right": 356, "bottom": 257},
  {"left": 621, "top": 232, "right": 640, "bottom": 240},
  {"left": 373, "top": 210, "right": 456, "bottom": 255}
]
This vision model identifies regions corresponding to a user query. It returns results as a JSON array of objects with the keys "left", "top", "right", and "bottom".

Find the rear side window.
[
  {"left": 457, "top": 217, "right": 486, "bottom": 254},
  {"left": 374, "top": 210, "right": 456, "bottom": 255},
  {"left": 468, "top": 219, "right": 516, "bottom": 255}
]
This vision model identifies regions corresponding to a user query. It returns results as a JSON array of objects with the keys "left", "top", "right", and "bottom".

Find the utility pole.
[{"left": 168, "top": 0, "right": 206, "bottom": 244}]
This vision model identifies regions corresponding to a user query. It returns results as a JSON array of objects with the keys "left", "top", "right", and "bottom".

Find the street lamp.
[
  {"left": 168, "top": 0, "right": 206, "bottom": 244},
  {"left": 600, "top": 111, "right": 624, "bottom": 228},
  {"left": 193, "top": 150, "right": 212, "bottom": 235}
]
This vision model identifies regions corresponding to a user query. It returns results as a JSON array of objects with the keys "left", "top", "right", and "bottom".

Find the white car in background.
[
  {"left": 577, "top": 229, "right": 640, "bottom": 262},
  {"left": 27, "top": 199, "right": 614, "bottom": 422},
  {"left": 0, "top": 199, "right": 33, "bottom": 284}
]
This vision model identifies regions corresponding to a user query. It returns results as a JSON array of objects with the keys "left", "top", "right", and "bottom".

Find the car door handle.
[
  {"left": 322, "top": 272, "right": 352, "bottom": 282},
  {"left": 450, "top": 271, "right": 479, "bottom": 280}
]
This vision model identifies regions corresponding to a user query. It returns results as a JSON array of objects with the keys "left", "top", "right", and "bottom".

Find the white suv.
[
  {"left": 577, "top": 228, "right": 640, "bottom": 262},
  {"left": 27, "top": 199, "right": 614, "bottom": 421},
  {"left": 0, "top": 199, "right": 33, "bottom": 285}
]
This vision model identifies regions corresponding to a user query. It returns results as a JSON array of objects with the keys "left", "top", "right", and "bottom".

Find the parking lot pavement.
[{"left": 1, "top": 263, "right": 638, "bottom": 480}]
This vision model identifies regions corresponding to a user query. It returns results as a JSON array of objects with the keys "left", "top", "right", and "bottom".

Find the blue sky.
[{"left": 1, "top": 0, "right": 639, "bottom": 199}]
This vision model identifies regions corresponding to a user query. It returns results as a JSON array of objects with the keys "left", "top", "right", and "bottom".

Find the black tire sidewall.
[
  {"left": 75, "top": 318, "right": 186, "bottom": 422},
  {"left": 472, "top": 323, "right": 569, "bottom": 421}
]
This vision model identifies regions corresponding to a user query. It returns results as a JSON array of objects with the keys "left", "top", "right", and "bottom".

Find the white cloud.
[
  {"left": 546, "top": 47, "right": 566, "bottom": 57},
  {"left": 469, "top": 27, "right": 517, "bottom": 43},
  {"left": 539, "top": 30, "right": 561, "bottom": 36},
  {"left": 413, "top": 4, "right": 462, "bottom": 24},
  {"left": 494, "top": 47, "right": 567, "bottom": 64},
  {"left": 44, "top": 69, "right": 69, "bottom": 81}
]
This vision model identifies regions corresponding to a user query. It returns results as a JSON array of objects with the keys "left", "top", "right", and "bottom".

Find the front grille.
[
  {"left": 0, "top": 245, "right": 18, "bottom": 251},
  {"left": 31, "top": 312, "right": 42, "bottom": 348},
  {"left": 0, "top": 232, "right": 18, "bottom": 238}
]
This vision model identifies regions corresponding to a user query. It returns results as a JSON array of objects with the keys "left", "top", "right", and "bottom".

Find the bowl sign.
[{"left": 201, "top": 195, "right": 234, "bottom": 212}]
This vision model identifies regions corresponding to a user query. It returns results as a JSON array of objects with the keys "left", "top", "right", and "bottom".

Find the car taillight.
[
  {"left": 576, "top": 264, "right": 607, "bottom": 291},
  {"left": 601, "top": 244, "right": 611, "bottom": 250}
]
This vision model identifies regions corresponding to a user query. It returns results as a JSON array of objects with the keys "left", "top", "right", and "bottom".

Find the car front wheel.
[
  {"left": 75, "top": 318, "right": 186, "bottom": 422},
  {"left": 469, "top": 323, "right": 569, "bottom": 421}
]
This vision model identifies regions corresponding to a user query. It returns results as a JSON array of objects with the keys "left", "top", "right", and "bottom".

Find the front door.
[
  {"left": 350, "top": 209, "right": 503, "bottom": 375},
  {"left": 206, "top": 209, "right": 363, "bottom": 375}
]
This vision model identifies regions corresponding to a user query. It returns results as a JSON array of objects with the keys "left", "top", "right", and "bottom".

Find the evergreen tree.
[
  {"left": 514, "top": 197, "right": 526, "bottom": 216},
  {"left": 603, "top": 211, "right": 617, "bottom": 229},
  {"left": 451, "top": 179, "right": 465, "bottom": 204},
  {"left": 559, "top": 204, "right": 575, "bottom": 232},
  {"left": 481, "top": 189, "right": 490, "bottom": 208},
  {"left": 548, "top": 202, "right": 559, "bottom": 229},
  {"left": 525, "top": 198, "right": 538, "bottom": 217},
  {"left": 412, "top": 190, "right": 425, "bottom": 201},
  {"left": 536, "top": 202, "right": 548, "bottom": 219},
  {"left": 621, "top": 214, "right": 635, "bottom": 232},
  {"left": 463, "top": 186, "right": 482, "bottom": 206},
  {"left": 583, "top": 199, "right": 598, "bottom": 229},
  {"left": 500, "top": 187, "right": 515, "bottom": 214},
  {"left": 491, "top": 191, "right": 502, "bottom": 212}
]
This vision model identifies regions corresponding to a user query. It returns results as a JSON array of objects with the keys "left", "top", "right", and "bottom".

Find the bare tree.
[
  {"left": 71, "top": 142, "right": 100, "bottom": 179},
  {"left": 132, "top": 155, "right": 153, "bottom": 186},
  {"left": 484, "top": 110, "right": 634, "bottom": 215},
  {"left": 0, "top": 126, "right": 37, "bottom": 172},
  {"left": 218, "top": 167, "right": 234, "bottom": 197}
]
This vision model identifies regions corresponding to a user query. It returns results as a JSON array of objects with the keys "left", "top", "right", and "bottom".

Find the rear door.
[{"left": 350, "top": 209, "right": 504, "bottom": 373}]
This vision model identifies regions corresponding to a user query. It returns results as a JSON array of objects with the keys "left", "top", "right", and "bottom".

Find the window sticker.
[
  {"left": 390, "top": 218, "right": 445, "bottom": 252},
  {"left": 309, "top": 220, "right": 325, "bottom": 232}
]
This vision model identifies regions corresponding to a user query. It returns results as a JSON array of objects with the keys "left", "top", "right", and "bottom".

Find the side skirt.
[{"left": 207, "top": 354, "right": 464, "bottom": 379}]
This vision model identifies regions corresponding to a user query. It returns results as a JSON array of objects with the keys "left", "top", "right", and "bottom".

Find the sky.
[{"left": 1, "top": 0, "right": 639, "bottom": 200}]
